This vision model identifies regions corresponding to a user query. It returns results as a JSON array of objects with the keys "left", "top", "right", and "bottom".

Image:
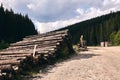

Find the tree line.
[
  {"left": 58, "top": 11, "right": 120, "bottom": 46},
  {"left": 0, "top": 4, "right": 37, "bottom": 49}
]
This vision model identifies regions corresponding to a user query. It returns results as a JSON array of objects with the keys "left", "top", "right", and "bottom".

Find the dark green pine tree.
[
  {"left": 0, "top": 4, "right": 38, "bottom": 49},
  {"left": 57, "top": 11, "right": 120, "bottom": 46}
]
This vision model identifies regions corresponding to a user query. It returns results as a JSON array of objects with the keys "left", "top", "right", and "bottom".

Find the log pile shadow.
[{"left": 72, "top": 53, "right": 101, "bottom": 60}]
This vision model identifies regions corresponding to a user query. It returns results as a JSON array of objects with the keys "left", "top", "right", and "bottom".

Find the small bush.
[{"left": 110, "top": 30, "right": 120, "bottom": 45}]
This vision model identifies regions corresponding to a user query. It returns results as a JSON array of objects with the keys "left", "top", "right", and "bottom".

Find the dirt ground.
[{"left": 28, "top": 46, "right": 120, "bottom": 80}]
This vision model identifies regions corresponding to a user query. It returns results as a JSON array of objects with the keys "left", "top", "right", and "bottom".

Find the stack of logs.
[{"left": 0, "top": 29, "right": 74, "bottom": 79}]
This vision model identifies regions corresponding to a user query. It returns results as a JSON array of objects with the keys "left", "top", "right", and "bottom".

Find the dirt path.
[{"left": 29, "top": 46, "right": 120, "bottom": 80}]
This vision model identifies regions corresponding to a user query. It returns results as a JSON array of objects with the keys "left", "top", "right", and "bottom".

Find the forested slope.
[
  {"left": 0, "top": 4, "right": 37, "bottom": 49},
  {"left": 58, "top": 11, "right": 120, "bottom": 46}
]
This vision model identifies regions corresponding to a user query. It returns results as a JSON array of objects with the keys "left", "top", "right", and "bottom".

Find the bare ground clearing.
[{"left": 27, "top": 46, "right": 120, "bottom": 80}]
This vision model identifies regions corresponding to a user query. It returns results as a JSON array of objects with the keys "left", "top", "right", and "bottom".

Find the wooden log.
[
  {"left": 0, "top": 54, "right": 30, "bottom": 57},
  {"left": 10, "top": 39, "right": 62, "bottom": 47},
  {"left": 8, "top": 42, "right": 60, "bottom": 50},
  {"left": 0, "top": 56, "right": 26, "bottom": 60},
  {"left": 0, "top": 65, "right": 11, "bottom": 70},
  {"left": 23, "top": 33, "right": 67, "bottom": 41},
  {"left": 4, "top": 45, "right": 57, "bottom": 53},
  {"left": 0, "top": 48, "right": 57, "bottom": 59},
  {"left": 8, "top": 43, "right": 58, "bottom": 50},
  {"left": 16, "top": 34, "right": 64, "bottom": 43},
  {"left": 0, "top": 48, "right": 55, "bottom": 60},
  {"left": 17, "top": 36, "right": 62, "bottom": 44},
  {"left": 0, "top": 60, "right": 21, "bottom": 65},
  {"left": 24, "top": 29, "right": 68, "bottom": 39},
  {"left": 11, "top": 36, "right": 63, "bottom": 46},
  {"left": 19, "top": 31, "right": 68, "bottom": 44},
  {"left": 35, "top": 50, "right": 55, "bottom": 59},
  {"left": 0, "top": 52, "right": 31, "bottom": 55}
]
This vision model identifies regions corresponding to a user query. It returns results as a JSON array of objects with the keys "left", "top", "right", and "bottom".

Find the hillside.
[
  {"left": 57, "top": 11, "right": 120, "bottom": 46},
  {"left": 0, "top": 4, "right": 37, "bottom": 49}
]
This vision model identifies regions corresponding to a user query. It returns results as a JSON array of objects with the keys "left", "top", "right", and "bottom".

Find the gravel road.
[{"left": 29, "top": 46, "right": 120, "bottom": 80}]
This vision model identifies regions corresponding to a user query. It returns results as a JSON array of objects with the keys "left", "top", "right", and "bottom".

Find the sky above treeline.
[{"left": 0, "top": 0, "right": 120, "bottom": 33}]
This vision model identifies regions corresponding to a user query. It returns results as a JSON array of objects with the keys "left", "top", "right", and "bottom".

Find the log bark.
[
  {"left": 0, "top": 60, "right": 20, "bottom": 65},
  {"left": 0, "top": 65, "right": 11, "bottom": 70},
  {"left": 11, "top": 36, "right": 63, "bottom": 46},
  {"left": 8, "top": 42, "right": 60, "bottom": 50},
  {"left": 24, "top": 29, "right": 68, "bottom": 40}
]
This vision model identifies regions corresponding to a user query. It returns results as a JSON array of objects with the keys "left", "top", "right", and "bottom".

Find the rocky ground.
[{"left": 26, "top": 46, "right": 120, "bottom": 80}]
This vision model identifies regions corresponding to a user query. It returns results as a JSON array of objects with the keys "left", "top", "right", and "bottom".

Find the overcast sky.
[{"left": 0, "top": 0, "right": 120, "bottom": 33}]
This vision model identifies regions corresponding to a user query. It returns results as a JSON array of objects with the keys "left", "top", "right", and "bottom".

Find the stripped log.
[
  {"left": 0, "top": 52, "right": 31, "bottom": 55},
  {"left": 10, "top": 40, "right": 62, "bottom": 48},
  {"left": 12, "top": 34, "right": 65, "bottom": 46},
  {"left": 24, "top": 29, "right": 68, "bottom": 40},
  {"left": 8, "top": 42, "right": 60, "bottom": 50},
  {"left": 0, "top": 60, "right": 21, "bottom": 65},
  {"left": 0, "top": 56, "right": 26, "bottom": 60},
  {"left": 0, "top": 65, "right": 11, "bottom": 70},
  {"left": 1, "top": 45, "right": 57, "bottom": 52}
]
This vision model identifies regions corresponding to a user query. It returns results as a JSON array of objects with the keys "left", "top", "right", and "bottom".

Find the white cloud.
[
  {"left": 0, "top": 0, "right": 103, "bottom": 22},
  {"left": 0, "top": 0, "right": 15, "bottom": 9},
  {"left": 0, "top": 0, "right": 120, "bottom": 33},
  {"left": 76, "top": 8, "right": 84, "bottom": 15},
  {"left": 34, "top": 19, "right": 78, "bottom": 33}
]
